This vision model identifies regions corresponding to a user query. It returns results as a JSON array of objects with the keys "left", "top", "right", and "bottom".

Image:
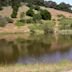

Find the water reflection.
[
  {"left": 0, "top": 34, "right": 72, "bottom": 64},
  {"left": 0, "top": 39, "right": 19, "bottom": 64}
]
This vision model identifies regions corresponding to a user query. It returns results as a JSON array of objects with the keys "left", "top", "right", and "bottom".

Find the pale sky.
[{"left": 44, "top": 0, "right": 72, "bottom": 5}]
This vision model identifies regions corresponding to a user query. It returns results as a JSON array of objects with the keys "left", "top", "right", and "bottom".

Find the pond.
[{"left": 0, "top": 34, "right": 72, "bottom": 64}]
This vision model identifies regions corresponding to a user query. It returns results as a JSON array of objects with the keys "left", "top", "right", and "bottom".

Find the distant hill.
[{"left": 0, "top": 4, "right": 72, "bottom": 20}]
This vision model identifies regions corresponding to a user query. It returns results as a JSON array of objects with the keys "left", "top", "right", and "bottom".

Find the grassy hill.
[{"left": 0, "top": 4, "right": 72, "bottom": 34}]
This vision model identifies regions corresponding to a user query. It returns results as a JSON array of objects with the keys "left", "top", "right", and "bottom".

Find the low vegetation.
[
  {"left": 5, "top": 17, "right": 14, "bottom": 23},
  {"left": 33, "top": 13, "right": 42, "bottom": 22},
  {"left": 26, "top": 8, "right": 34, "bottom": 17},
  {"left": 0, "top": 16, "right": 13, "bottom": 27},
  {"left": 15, "top": 19, "right": 25, "bottom": 27},
  {"left": 0, "top": 16, "right": 8, "bottom": 27},
  {"left": 34, "top": 5, "right": 40, "bottom": 11},
  {"left": 59, "top": 18, "right": 72, "bottom": 30}
]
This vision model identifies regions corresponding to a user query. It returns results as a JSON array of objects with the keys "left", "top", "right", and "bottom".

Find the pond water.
[{"left": 0, "top": 34, "right": 72, "bottom": 64}]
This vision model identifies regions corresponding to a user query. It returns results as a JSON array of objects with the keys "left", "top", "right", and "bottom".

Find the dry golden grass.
[{"left": 0, "top": 61, "right": 72, "bottom": 72}]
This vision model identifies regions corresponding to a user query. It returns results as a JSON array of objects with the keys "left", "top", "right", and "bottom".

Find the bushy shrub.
[
  {"left": 15, "top": 19, "right": 25, "bottom": 27},
  {"left": 44, "top": 26, "right": 53, "bottom": 34},
  {"left": 57, "top": 14, "right": 65, "bottom": 18},
  {"left": 26, "top": 3, "right": 33, "bottom": 8},
  {"left": 5, "top": 17, "right": 14, "bottom": 23},
  {"left": 26, "top": 18, "right": 34, "bottom": 23},
  {"left": 19, "top": 19, "right": 25, "bottom": 23},
  {"left": 34, "top": 5, "right": 40, "bottom": 11},
  {"left": 26, "top": 8, "right": 34, "bottom": 17},
  {"left": 33, "top": 13, "right": 42, "bottom": 22},
  {"left": 59, "top": 18, "right": 72, "bottom": 29},
  {"left": 0, "top": 16, "right": 8, "bottom": 27},
  {"left": 20, "top": 12, "right": 25, "bottom": 19},
  {"left": 11, "top": 0, "right": 20, "bottom": 18},
  {"left": 40, "top": 10, "right": 51, "bottom": 20},
  {"left": 0, "top": 5, "right": 3, "bottom": 10},
  {"left": 11, "top": 10, "right": 17, "bottom": 18}
]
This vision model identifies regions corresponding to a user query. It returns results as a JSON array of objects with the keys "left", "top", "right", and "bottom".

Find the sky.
[{"left": 44, "top": 0, "right": 72, "bottom": 5}]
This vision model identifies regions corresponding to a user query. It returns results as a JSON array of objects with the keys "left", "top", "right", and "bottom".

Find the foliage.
[
  {"left": 11, "top": 10, "right": 17, "bottom": 18},
  {"left": 55, "top": 2, "right": 72, "bottom": 13},
  {"left": 24, "top": 0, "right": 44, "bottom": 6},
  {"left": 29, "top": 19, "right": 54, "bottom": 31},
  {"left": 59, "top": 18, "right": 72, "bottom": 29},
  {"left": 44, "top": 1, "right": 72, "bottom": 13},
  {"left": 26, "top": 3, "right": 33, "bottom": 8},
  {"left": 10, "top": 0, "right": 21, "bottom": 18},
  {"left": 29, "top": 24, "right": 43, "bottom": 31},
  {"left": 40, "top": 9, "right": 51, "bottom": 20},
  {"left": 0, "top": 4, "right": 3, "bottom": 10},
  {"left": 43, "top": 24, "right": 53, "bottom": 34},
  {"left": 0, "top": 0, "right": 72, "bottom": 13},
  {"left": 0, "top": 16, "right": 8, "bottom": 27},
  {"left": 15, "top": 19, "right": 25, "bottom": 27},
  {"left": 20, "top": 12, "right": 25, "bottom": 19},
  {"left": 26, "top": 18, "right": 34, "bottom": 23},
  {"left": 44, "top": 1, "right": 57, "bottom": 8},
  {"left": 57, "top": 14, "right": 65, "bottom": 18},
  {"left": 5, "top": 17, "right": 14, "bottom": 23},
  {"left": 19, "top": 19, "right": 25, "bottom": 23},
  {"left": 34, "top": 5, "right": 40, "bottom": 11},
  {"left": 26, "top": 8, "right": 34, "bottom": 17},
  {"left": 33, "top": 13, "right": 42, "bottom": 22}
]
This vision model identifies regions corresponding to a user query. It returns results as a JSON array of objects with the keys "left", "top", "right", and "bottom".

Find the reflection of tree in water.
[
  {"left": 15, "top": 34, "right": 52, "bottom": 57},
  {"left": 0, "top": 34, "right": 72, "bottom": 64},
  {"left": 27, "top": 39, "right": 51, "bottom": 57},
  {"left": 0, "top": 39, "right": 19, "bottom": 64}
]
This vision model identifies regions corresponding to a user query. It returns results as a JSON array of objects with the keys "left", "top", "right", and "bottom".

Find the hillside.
[
  {"left": 0, "top": 5, "right": 72, "bottom": 19},
  {"left": 0, "top": 4, "right": 72, "bottom": 33}
]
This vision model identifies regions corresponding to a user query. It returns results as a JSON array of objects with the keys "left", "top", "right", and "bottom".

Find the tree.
[
  {"left": 26, "top": 8, "right": 34, "bottom": 17},
  {"left": 55, "top": 2, "right": 72, "bottom": 13},
  {"left": 22, "top": 0, "right": 44, "bottom": 5},
  {"left": 44, "top": 1, "right": 57, "bottom": 8},
  {"left": 40, "top": 10, "right": 51, "bottom": 20},
  {"left": 10, "top": 0, "right": 21, "bottom": 18}
]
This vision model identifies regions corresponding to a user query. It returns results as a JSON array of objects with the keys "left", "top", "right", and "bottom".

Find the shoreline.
[{"left": 0, "top": 61, "right": 72, "bottom": 72}]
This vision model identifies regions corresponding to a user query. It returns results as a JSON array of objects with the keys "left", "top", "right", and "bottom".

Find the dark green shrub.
[
  {"left": 19, "top": 19, "right": 25, "bottom": 23},
  {"left": 0, "top": 5, "right": 3, "bottom": 10},
  {"left": 15, "top": 19, "right": 25, "bottom": 27},
  {"left": 34, "top": 5, "right": 40, "bottom": 11},
  {"left": 11, "top": 0, "right": 20, "bottom": 11},
  {"left": 5, "top": 17, "right": 14, "bottom": 23},
  {"left": 26, "top": 9, "right": 34, "bottom": 17},
  {"left": 27, "top": 3, "right": 33, "bottom": 8},
  {"left": 11, "top": 10, "right": 17, "bottom": 18},
  {"left": 40, "top": 10, "right": 51, "bottom": 20},
  {"left": 26, "top": 18, "right": 34, "bottom": 23},
  {"left": 33, "top": 13, "right": 42, "bottom": 22}
]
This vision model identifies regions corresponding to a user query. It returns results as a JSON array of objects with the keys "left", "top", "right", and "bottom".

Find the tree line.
[
  {"left": 0, "top": 0, "right": 72, "bottom": 13},
  {"left": 44, "top": 1, "right": 72, "bottom": 13}
]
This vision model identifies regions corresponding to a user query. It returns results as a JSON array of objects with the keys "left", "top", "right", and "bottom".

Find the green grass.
[
  {"left": 15, "top": 20, "right": 25, "bottom": 27},
  {"left": 59, "top": 18, "right": 72, "bottom": 30},
  {"left": 29, "top": 20, "right": 54, "bottom": 30}
]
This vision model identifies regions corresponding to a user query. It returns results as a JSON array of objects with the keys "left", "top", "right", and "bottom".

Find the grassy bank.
[{"left": 0, "top": 61, "right": 72, "bottom": 72}]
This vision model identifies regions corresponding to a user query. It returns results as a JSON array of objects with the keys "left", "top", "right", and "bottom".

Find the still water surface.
[{"left": 0, "top": 34, "right": 72, "bottom": 64}]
